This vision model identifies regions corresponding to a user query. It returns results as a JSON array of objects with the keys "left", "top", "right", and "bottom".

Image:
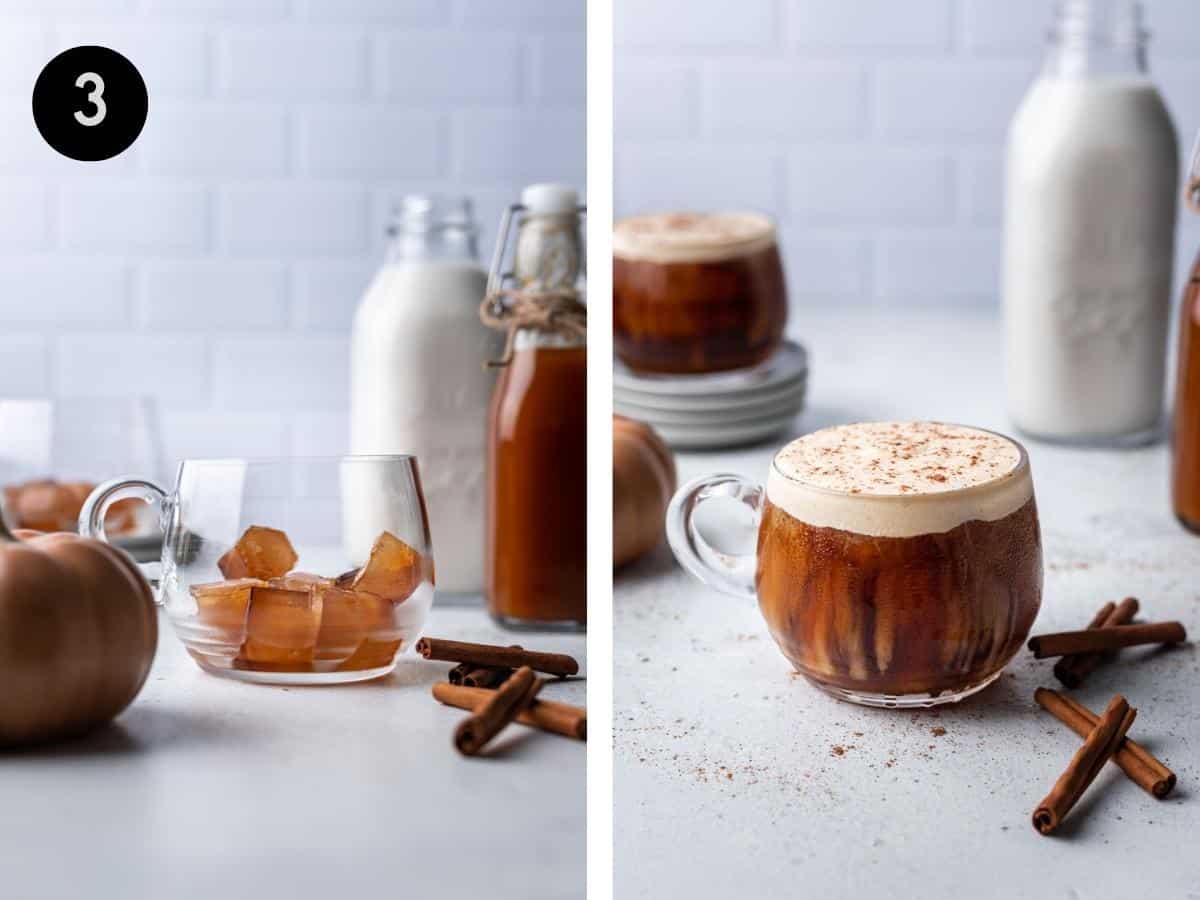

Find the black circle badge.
[{"left": 32, "top": 46, "right": 148, "bottom": 162}]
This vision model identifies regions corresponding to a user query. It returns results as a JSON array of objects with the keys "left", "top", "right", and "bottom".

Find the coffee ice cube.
[
  {"left": 344, "top": 531, "right": 424, "bottom": 604},
  {"left": 219, "top": 525, "right": 298, "bottom": 581},
  {"left": 314, "top": 584, "right": 390, "bottom": 665},
  {"left": 191, "top": 578, "right": 263, "bottom": 644},
  {"left": 240, "top": 584, "right": 322, "bottom": 667}
]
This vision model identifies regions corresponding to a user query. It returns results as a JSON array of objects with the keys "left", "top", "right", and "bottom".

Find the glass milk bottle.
[
  {"left": 349, "top": 195, "right": 502, "bottom": 595},
  {"left": 483, "top": 184, "right": 587, "bottom": 630},
  {"left": 1003, "top": 0, "right": 1178, "bottom": 445}
]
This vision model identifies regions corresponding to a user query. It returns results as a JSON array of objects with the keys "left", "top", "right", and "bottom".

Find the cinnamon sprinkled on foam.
[
  {"left": 775, "top": 422, "right": 1020, "bottom": 495},
  {"left": 766, "top": 422, "right": 1033, "bottom": 538}
]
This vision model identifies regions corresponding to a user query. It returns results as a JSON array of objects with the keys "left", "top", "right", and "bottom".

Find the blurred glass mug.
[
  {"left": 80, "top": 455, "right": 434, "bottom": 685},
  {"left": 666, "top": 422, "right": 1043, "bottom": 708}
]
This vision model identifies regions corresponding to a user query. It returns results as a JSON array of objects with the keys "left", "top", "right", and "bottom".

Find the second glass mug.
[
  {"left": 80, "top": 456, "right": 434, "bottom": 685},
  {"left": 666, "top": 423, "right": 1044, "bottom": 708}
]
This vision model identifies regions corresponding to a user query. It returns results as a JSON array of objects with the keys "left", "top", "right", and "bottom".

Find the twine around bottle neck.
[{"left": 479, "top": 285, "right": 587, "bottom": 367}]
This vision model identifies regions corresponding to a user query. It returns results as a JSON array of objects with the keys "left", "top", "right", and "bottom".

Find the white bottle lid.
[{"left": 521, "top": 183, "right": 579, "bottom": 214}]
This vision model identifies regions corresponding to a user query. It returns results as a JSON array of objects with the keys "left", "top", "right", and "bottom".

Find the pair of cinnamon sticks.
[
  {"left": 417, "top": 637, "right": 586, "bottom": 755},
  {"left": 1027, "top": 597, "right": 1186, "bottom": 681},
  {"left": 1027, "top": 599, "right": 1183, "bottom": 835}
]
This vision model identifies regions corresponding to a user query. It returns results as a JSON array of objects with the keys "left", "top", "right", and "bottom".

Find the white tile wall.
[
  {"left": 0, "top": 0, "right": 584, "bottom": 477},
  {"left": 615, "top": 0, "right": 1200, "bottom": 318}
]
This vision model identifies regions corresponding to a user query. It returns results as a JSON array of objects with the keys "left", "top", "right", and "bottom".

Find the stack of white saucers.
[{"left": 614, "top": 341, "right": 808, "bottom": 450}]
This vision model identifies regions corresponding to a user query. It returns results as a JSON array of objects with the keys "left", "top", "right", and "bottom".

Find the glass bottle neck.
[
  {"left": 385, "top": 227, "right": 479, "bottom": 264},
  {"left": 1044, "top": 0, "right": 1148, "bottom": 78}
]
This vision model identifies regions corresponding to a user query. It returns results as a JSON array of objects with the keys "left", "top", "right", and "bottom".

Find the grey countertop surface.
[
  {"left": 0, "top": 603, "right": 585, "bottom": 900},
  {"left": 615, "top": 311, "right": 1199, "bottom": 899}
]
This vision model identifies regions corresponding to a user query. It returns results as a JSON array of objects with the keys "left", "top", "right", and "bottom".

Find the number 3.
[{"left": 73, "top": 72, "right": 106, "bottom": 127}]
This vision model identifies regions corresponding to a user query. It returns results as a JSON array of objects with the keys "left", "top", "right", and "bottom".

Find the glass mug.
[
  {"left": 80, "top": 456, "right": 434, "bottom": 685},
  {"left": 666, "top": 422, "right": 1043, "bottom": 708},
  {"left": 613, "top": 211, "right": 788, "bottom": 375}
]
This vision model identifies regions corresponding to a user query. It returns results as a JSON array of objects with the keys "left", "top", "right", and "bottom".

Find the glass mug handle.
[
  {"left": 79, "top": 476, "right": 169, "bottom": 599},
  {"left": 665, "top": 473, "right": 763, "bottom": 601}
]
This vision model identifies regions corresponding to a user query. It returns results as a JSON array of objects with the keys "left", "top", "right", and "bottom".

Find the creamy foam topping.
[
  {"left": 613, "top": 212, "right": 776, "bottom": 263},
  {"left": 766, "top": 422, "right": 1032, "bottom": 537}
]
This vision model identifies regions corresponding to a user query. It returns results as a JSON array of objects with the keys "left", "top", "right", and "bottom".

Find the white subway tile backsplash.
[
  {"left": 143, "top": 0, "right": 288, "bottom": 19},
  {"left": 961, "top": 153, "right": 1003, "bottom": 224},
  {"left": 293, "top": 261, "right": 374, "bottom": 332},
  {"left": 377, "top": 33, "right": 522, "bottom": 104},
  {"left": 139, "top": 260, "right": 287, "bottom": 330},
  {"left": 456, "top": 108, "right": 586, "bottom": 184},
  {"left": 960, "top": 0, "right": 1047, "bottom": 54},
  {"left": 52, "top": 23, "right": 211, "bottom": 99},
  {"left": 780, "top": 235, "right": 870, "bottom": 299},
  {"left": 877, "top": 231, "right": 1001, "bottom": 303},
  {"left": 139, "top": 104, "right": 287, "bottom": 176},
  {"left": 213, "top": 337, "right": 349, "bottom": 411},
  {"left": 1145, "top": 0, "right": 1200, "bottom": 55},
  {"left": 785, "top": 151, "right": 952, "bottom": 224},
  {"left": 218, "top": 184, "right": 368, "bottom": 255},
  {"left": 0, "top": 259, "right": 128, "bottom": 325},
  {"left": 616, "top": 0, "right": 778, "bottom": 49},
  {"left": 290, "top": 411, "right": 351, "bottom": 456},
  {"left": 297, "top": 0, "right": 447, "bottom": 24},
  {"left": 701, "top": 62, "right": 864, "bottom": 139},
  {"left": 617, "top": 146, "right": 781, "bottom": 217},
  {"left": 454, "top": 0, "right": 587, "bottom": 30},
  {"left": 59, "top": 183, "right": 208, "bottom": 253},
  {"left": 55, "top": 335, "right": 209, "bottom": 405},
  {"left": 614, "top": 62, "right": 695, "bottom": 140},
  {"left": 161, "top": 410, "right": 289, "bottom": 468},
  {"left": 298, "top": 108, "right": 444, "bottom": 178},
  {"left": 788, "top": 0, "right": 951, "bottom": 50},
  {"left": 0, "top": 0, "right": 137, "bottom": 14},
  {"left": 876, "top": 63, "right": 1030, "bottom": 139},
  {"left": 218, "top": 29, "right": 369, "bottom": 100},
  {"left": 0, "top": 336, "right": 49, "bottom": 397},
  {"left": 531, "top": 32, "right": 587, "bottom": 105},
  {"left": 0, "top": 182, "right": 51, "bottom": 250},
  {"left": 0, "top": 22, "right": 50, "bottom": 99},
  {"left": 0, "top": 1, "right": 584, "bottom": 471}
]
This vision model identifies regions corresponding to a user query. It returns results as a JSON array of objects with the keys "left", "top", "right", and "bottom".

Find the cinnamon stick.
[
  {"left": 1028, "top": 621, "right": 1186, "bottom": 659},
  {"left": 1034, "top": 688, "right": 1175, "bottom": 799},
  {"left": 1053, "top": 597, "right": 1139, "bottom": 688},
  {"left": 448, "top": 662, "right": 472, "bottom": 685},
  {"left": 434, "top": 683, "right": 586, "bottom": 741},
  {"left": 462, "top": 666, "right": 511, "bottom": 688},
  {"left": 1032, "top": 694, "right": 1136, "bottom": 835},
  {"left": 416, "top": 637, "right": 579, "bottom": 677},
  {"left": 453, "top": 666, "right": 542, "bottom": 756}
]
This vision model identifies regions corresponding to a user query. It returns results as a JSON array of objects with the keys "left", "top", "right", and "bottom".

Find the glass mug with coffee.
[{"left": 667, "top": 422, "right": 1043, "bottom": 707}]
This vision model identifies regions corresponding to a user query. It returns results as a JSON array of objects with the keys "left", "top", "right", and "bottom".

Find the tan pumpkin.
[
  {"left": 614, "top": 415, "right": 677, "bottom": 568},
  {"left": 0, "top": 520, "right": 157, "bottom": 746}
]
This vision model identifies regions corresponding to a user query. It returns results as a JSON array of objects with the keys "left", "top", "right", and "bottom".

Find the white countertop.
[
  {"left": 0, "top": 603, "right": 586, "bottom": 900},
  {"left": 615, "top": 311, "right": 1200, "bottom": 899}
]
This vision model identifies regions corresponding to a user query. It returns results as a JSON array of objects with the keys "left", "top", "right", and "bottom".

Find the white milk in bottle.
[
  {"left": 348, "top": 196, "right": 502, "bottom": 594},
  {"left": 1003, "top": 0, "right": 1178, "bottom": 445}
]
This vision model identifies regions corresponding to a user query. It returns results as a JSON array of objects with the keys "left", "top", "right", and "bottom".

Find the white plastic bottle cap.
[{"left": 521, "top": 183, "right": 579, "bottom": 214}]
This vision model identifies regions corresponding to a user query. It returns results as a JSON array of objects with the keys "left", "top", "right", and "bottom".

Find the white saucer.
[
  {"left": 615, "top": 379, "right": 806, "bottom": 426},
  {"left": 652, "top": 412, "right": 803, "bottom": 450},
  {"left": 615, "top": 374, "right": 806, "bottom": 415},
  {"left": 614, "top": 341, "right": 808, "bottom": 398}
]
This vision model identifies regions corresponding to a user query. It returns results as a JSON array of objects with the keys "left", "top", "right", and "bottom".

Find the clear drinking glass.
[{"left": 80, "top": 456, "right": 435, "bottom": 685}]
